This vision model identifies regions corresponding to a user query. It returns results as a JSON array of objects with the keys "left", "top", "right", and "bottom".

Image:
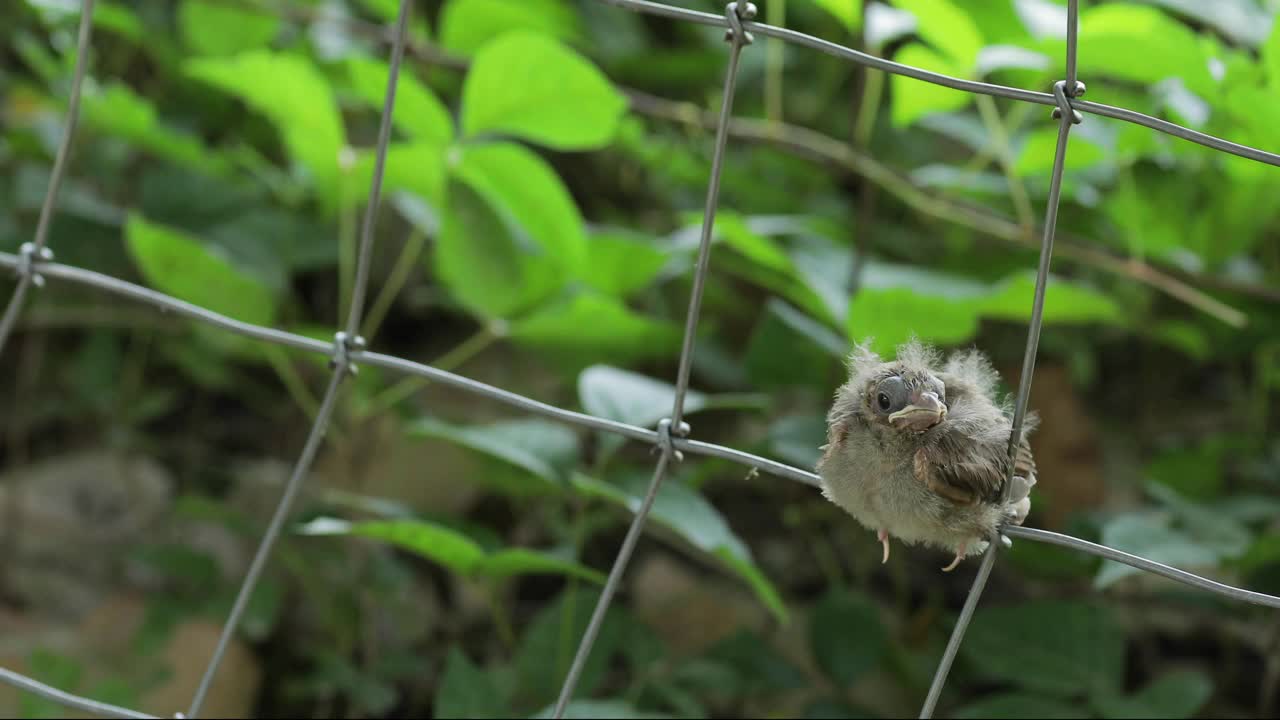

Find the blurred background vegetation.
[{"left": 1, "top": 0, "right": 1279, "bottom": 717}]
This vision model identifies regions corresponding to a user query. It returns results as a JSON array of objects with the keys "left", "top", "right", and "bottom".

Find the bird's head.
[
  {"left": 865, "top": 368, "right": 948, "bottom": 433},
  {"left": 839, "top": 339, "right": 949, "bottom": 436}
]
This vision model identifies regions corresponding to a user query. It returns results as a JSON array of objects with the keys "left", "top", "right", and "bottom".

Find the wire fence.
[{"left": 1, "top": 0, "right": 1278, "bottom": 718}]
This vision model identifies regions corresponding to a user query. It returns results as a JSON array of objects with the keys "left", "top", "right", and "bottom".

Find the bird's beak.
[{"left": 889, "top": 390, "right": 946, "bottom": 432}]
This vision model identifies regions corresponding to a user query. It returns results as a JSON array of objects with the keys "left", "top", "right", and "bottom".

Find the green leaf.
[
  {"left": 953, "top": 693, "right": 1086, "bottom": 719},
  {"left": 23, "top": 650, "right": 84, "bottom": 720},
  {"left": 186, "top": 51, "right": 345, "bottom": 198},
  {"left": 1093, "top": 670, "right": 1212, "bottom": 719},
  {"left": 179, "top": 0, "right": 278, "bottom": 56},
  {"left": 435, "top": 176, "right": 563, "bottom": 318},
  {"left": 1095, "top": 512, "right": 1224, "bottom": 589},
  {"left": 510, "top": 292, "right": 681, "bottom": 361},
  {"left": 745, "top": 299, "right": 845, "bottom": 389},
  {"left": 125, "top": 214, "right": 276, "bottom": 326},
  {"left": 848, "top": 265, "right": 1120, "bottom": 355},
  {"left": 434, "top": 648, "right": 507, "bottom": 719},
  {"left": 583, "top": 229, "right": 672, "bottom": 297},
  {"left": 478, "top": 549, "right": 605, "bottom": 584},
  {"left": 809, "top": 589, "right": 886, "bottom": 685},
  {"left": 976, "top": 271, "right": 1121, "bottom": 324},
  {"left": 83, "top": 84, "right": 231, "bottom": 176},
  {"left": 707, "top": 630, "right": 807, "bottom": 692},
  {"left": 711, "top": 213, "right": 797, "bottom": 275},
  {"left": 572, "top": 473, "right": 787, "bottom": 622},
  {"left": 533, "top": 700, "right": 672, "bottom": 719},
  {"left": 461, "top": 32, "right": 627, "bottom": 149},
  {"left": 1016, "top": 127, "right": 1108, "bottom": 175},
  {"left": 442, "top": 0, "right": 581, "bottom": 56},
  {"left": 345, "top": 57, "right": 453, "bottom": 145},
  {"left": 812, "top": 0, "right": 862, "bottom": 32},
  {"left": 300, "top": 518, "right": 486, "bottom": 574},
  {"left": 1145, "top": 438, "right": 1227, "bottom": 499},
  {"left": 297, "top": 518, "right": 601, "bottom": 582},
  {"left": 576, "top": 365, "right": 764, "bottom": 431},
  {"left": 407, "top": 417, "right": 576, "bottom": 488},
  {"left": 1239, "top": 533, "right": 1280, "bottom": 575},
  {"left": 346, "top": 142, "right": 448, "bottom": 211},
  {"left": 890, "top": 44, "right": 974, "bottom": 127},
  {"left": 437, "top": 141, "right": 587, "bottom": 314},
  {"left": 962, "top": 601, "right": 1125, "bottom": 697},
  {"left": 895, "top": 0, "right": 983, "bottom": 67},
  {"left": 767, "top": 414, "right": 827, "bottom": 470},
  {"left": 1266, "top": 16, "right": 1280, "bottom": 86},
  {"left": 515, "top": 588, "right": 627, "bottom": 704},
  {"left": 1073, "top": 4, "right": 1215, "bottom": 97},
  {"left": 687, "top": 213, "right": 835, "bottom": 323}
]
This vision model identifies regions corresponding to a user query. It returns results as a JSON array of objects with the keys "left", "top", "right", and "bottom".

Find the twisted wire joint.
[
  {"left": 654, "top": 417, "right": 691, "bottom": 462},
  {"left": 724, "top": 2, "right": 757, "bottom": 45},
  {"left": 15, "top": 243, "right": 54, "bottom": 288},
  {"left": 330, "top": 331, "right": 366, "bottom": 376},
  {"left": 1051, "top": 79, "right": 1086, "bottom": 124}
]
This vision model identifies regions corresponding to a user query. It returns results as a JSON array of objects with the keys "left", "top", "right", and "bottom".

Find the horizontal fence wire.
[{"left": 0, "top": 0, "right": 1277, "bottom": 717}]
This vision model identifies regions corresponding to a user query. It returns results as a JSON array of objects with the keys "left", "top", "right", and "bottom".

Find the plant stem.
[
  {"left": 853, "top": 57, "right": 884, "bottom": 148},
  {"left": 264, "top": 344, "right": 321, "bottom": 421},
  {"left": 766, "top": 0, "right": 786, "bottom": 125},
  {"left": 486, "top": 579, "right": 517, "bottom": 651},
  {"left": 358, "top": 326, "right": 502, "bottom": 418},
  {"left": 974, "top": 94, "right": 1036, "bottom": 232},
  {"left": 361, "top": 227, "right": 426, "bottom": 344},
  {"left": 338, "top": 168, "right": 358, "bottom": 327}
]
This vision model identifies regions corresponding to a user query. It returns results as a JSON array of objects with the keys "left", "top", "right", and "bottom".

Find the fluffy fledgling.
[{"left": 817, "top": 340, "right": 1037, "bottom": 571}]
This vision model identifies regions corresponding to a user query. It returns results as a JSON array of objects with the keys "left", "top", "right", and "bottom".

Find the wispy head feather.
[{"left": 942, "top": 347, "right": 1001, "bottom": 399}]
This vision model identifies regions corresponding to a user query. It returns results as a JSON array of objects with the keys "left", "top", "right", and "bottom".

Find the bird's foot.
[
  {"left": 877, "top": 529, "right": 890, "bottom": 564},
  {"left": 941, "top": 542, "right": 967, "bottom": 572}
]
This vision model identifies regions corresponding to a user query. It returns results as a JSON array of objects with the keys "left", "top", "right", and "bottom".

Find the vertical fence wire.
[
  {"left": 550, "top": 4, "right": 756, "bottom": 716},
  {"left": 0, "top": 0, "right": 96, "bottom": 358},
  {"left": 1, "top": 0, "right": 1278, "bottom": 718},
  {"left": 184, "top": 1, "right": 413, "bottom": 716},
  {"left": 917, "top": 2, "right": 1083, "bottom": 716}
]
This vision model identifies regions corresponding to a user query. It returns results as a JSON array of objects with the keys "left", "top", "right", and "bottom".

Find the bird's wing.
[{"left": 915, "top": 420, "right": 1036, "bottom": 506}]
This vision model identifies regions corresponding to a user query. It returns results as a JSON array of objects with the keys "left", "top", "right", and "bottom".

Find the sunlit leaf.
[
  {"left": 895, "top": 0, "right": 983, "bottom": 67},
  {"left": 442, "top": 0, "right": 581, "bottom": 55},
  {"left": 812, "top": 0, "right": 862, "bottom": 33},
  {"left": 186, "top": 51, "right": 345, "bottom": 198},
  {"left": 511, "top": 292, "right": 681, "bottom": 361},
  {"left": 297, "top": 518, "right": 601, "bottom": 582},
  {"left": 1071, "top": 4, "right": 1216, "bottom": 96},
  {"left": 125, "top": 214, "right": 276, "bottom": 326},
  {"left": 890, "top": 45, "right": 973, "bottom": 127},
  {"left": 179, "top": 0, "right": 278, "bottom": 56},
  {"left": 407, "top": 417, "right": 577, "bottom": 488},
  {"left": 462, "top": 32, "right": 627, "bottom": 149},
  {"left": 345, "top": 57, "right": 453, "bottom": 145},
  {"left": 583, "top": 229, "right": 673, "bottom": 297},
  {"left": 83, "top": 84, "right": 230, "bottom": 176}
]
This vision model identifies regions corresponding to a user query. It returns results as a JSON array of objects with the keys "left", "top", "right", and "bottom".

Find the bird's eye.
[{"left": 872, "top": 376, "right": 907, "bottom": 414}]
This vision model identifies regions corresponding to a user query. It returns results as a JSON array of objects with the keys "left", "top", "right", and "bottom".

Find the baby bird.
[{"left": 817, "top": 340, "right": 1037, "bottom": 572}]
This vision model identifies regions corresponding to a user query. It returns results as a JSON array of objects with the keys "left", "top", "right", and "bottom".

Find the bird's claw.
[
  {"left": 877, "top": 529, "right": 890, "bottom": 564},
  {"left": 941, "top": 553, "right": 964, "bottom": 572}
]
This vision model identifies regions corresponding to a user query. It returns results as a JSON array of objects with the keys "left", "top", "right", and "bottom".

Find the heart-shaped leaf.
[{"left": 462, "top": 32, "right": 626, "bottom": 149}]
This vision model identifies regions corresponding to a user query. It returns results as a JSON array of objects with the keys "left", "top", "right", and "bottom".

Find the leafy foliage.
[{"left": 2, "top": 0, "right": 1278, "bottom": 717}]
